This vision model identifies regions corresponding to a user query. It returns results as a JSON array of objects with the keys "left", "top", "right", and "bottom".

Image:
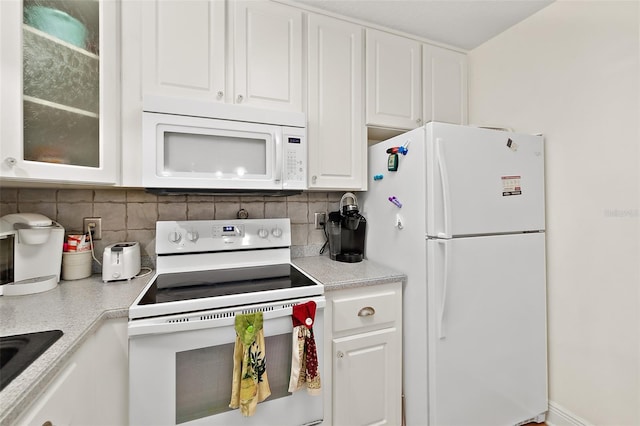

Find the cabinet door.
[
  {"left": 333, "top": 328, "right": 402, "bottom": 426},
  {"left": 142, "top": 0, "right": 226, "bottom": 102},
  {"left": 423, "top": 44, "right": 468, "bottom": 125},
  {"left": 366, "top": 29, "right": 422, "bottom": 130},
  {"left": 14, "top": 319, "right": 128, "bottom": 426},
  {"left": 307, "top": 14, "right": 365, "bottom": 190},
  {"left": 232, "top": 1, "right": 302, "bottom": 111},
  {"left": 92, "top": 317, "right": 129, "bottom": 426},
  {"left": 15, "top": 336, "right": 95, "bottom": 426},
  {"left": 0, "top": 0, "right": 117, "bottom": 184}
]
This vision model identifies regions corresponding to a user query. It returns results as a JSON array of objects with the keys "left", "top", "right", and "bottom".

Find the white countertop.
[{"left": 293, "top": 255, "right": 406, "bottom": 291}]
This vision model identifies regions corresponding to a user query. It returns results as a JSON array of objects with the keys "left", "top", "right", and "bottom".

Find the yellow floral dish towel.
[
  {"left": 288, "top": 301, "right": 321, "bottom": 395},
  {"left": 229, "top": 311, "right": 271, "bottom": 416}
]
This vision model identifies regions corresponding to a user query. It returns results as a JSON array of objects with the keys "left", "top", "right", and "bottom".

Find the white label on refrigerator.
[{"left": 502, "top": 175, "right": 522, "bottom": 196}]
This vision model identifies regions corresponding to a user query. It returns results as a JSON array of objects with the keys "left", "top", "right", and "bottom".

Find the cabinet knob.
[
  {"left": 236, "top": 94, "right": 244, "bottom": 103},
  {"left": 311, "top": 175, "right": 317, "bottom": 184},
  {"left": 416, "top": 118, "right": 422, "bottom": 124},
  {"left": 217, "top": 91, "right": 224, "bottom": 99},
  {"left": 337, "top": 351, "right": 344, "bottom": 359},
  {"left": 5, "top": 157, "right": 17, "bottom": 167},
  {"left": 42, "top": 422, "right": 53, "bottom": 426},
  {"left": 357, "top": 306, "right": 376, "bottom": 317}
]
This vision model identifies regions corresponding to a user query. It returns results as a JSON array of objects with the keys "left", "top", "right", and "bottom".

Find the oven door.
[{"left": 129, "top": 297, "right": 325, "bottom": 426}]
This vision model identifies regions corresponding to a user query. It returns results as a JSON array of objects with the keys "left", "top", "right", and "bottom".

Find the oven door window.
[
  {"left": 0, "top": 235, "right": 14, "bottom": 285},
  {"left": 175, "top": 333, "right": 291, "bottom": 424}
]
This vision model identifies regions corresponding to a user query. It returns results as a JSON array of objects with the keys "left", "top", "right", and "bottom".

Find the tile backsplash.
[{"left": 0, "top": 188, "right": 345, "bottom": 269}]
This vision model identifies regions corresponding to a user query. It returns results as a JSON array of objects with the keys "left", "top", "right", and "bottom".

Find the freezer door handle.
[
  {"left": 437, "top": 239, "right": 450, "bottom": 339},
  {"left": 436, "top": 138, "right": 452, "bottom": 238}
]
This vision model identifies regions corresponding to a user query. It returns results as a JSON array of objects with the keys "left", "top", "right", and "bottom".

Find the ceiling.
[{"left": 288, "top": 0, "right": 554, "bottom": 50}]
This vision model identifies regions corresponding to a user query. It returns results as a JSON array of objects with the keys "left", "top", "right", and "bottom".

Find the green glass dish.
[{"left": 24, "top": 5, "right": 87, "bottom": 49}]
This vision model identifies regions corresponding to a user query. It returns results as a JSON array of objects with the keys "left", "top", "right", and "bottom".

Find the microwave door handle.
[{"left": 274, "top": 131, "right": 283, "bottom": 183}]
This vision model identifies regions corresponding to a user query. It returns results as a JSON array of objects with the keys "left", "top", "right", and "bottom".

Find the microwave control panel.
[{"left": 283, "top": 129, "right": 306, "bottom": 189}]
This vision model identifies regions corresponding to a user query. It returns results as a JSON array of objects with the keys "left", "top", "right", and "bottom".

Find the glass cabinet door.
[
  {"left": 23, "top": 0, "right": 100, "bottom": 167},
  {"left": 0, "top": 0, "right": 117, "bottom": 184}
]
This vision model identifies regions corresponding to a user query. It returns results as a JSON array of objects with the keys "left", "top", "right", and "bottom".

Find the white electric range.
[{"left": 128, "top": 218, "right": 325, "bottom": 426}]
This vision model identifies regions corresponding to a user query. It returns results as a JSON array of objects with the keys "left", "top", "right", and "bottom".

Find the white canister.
[{"left": 61, "top": 251, "right": 92, "bottom": 280}]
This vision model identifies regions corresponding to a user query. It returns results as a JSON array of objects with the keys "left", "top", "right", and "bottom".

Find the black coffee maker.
[{"left": 326, "top": 193, "right": 366, "bottom": 263}]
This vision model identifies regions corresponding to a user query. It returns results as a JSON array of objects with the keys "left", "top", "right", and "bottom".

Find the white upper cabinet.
[
  {"left": 423, "top": 44, "right": 468, "bottom": 125},
  {"left": 307, "top": 14, "right": 365, "bottom": 190},
  {"left": 366, "top": 29, "right": 422, "bottom": 130},
  {"left": 232, "top": 1, "right": 303, "bottom": 111},
  {"left": 141, "top": 0, "right": 303, "bottom": 112},
  {"left": 141, "top": 0, "right": 226, "bottom": 102},
  {"left": 0, "top": 0, "right": 118, "bottom": 184}
]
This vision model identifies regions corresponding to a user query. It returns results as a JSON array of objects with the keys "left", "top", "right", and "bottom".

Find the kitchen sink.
[{"left": 0, "top": 330, "right": 63, "bottom": 391}]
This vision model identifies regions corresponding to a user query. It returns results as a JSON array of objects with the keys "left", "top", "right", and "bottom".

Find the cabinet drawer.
[{"left": 332, "top": 290, "right": 398, "bottom": 334}]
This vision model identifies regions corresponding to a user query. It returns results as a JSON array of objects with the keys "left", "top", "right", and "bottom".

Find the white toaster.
[{"left": 102, "top": 242, "right": 141, "bottom": 282}]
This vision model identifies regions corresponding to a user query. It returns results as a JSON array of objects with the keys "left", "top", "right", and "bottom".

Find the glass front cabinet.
[{"left": 0, "top": 0, "right": 118, "bottom": 184}]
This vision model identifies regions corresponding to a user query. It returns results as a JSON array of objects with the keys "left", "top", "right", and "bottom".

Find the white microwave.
[{"left": 142, "top": 96, "right": 307, "bottom": 194}]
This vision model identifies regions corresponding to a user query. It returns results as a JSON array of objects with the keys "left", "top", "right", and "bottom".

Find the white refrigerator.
[{"left": 360, "top": 122, "right": 548, "bottom": 426}]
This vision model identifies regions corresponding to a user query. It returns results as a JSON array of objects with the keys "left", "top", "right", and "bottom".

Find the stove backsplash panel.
[{"left": 0, "top": 188, "right": 341, "bottom": 271}]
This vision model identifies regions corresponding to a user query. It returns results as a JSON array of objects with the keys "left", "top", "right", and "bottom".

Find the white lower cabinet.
[
  {"left": 14, "top": 352, "right": 91, "bottom": 426},
  {"left": 14, "top": 318, "right": 128, "bottom": 426},
  {"left": 325, "top": 282, "right": 403, "bottom": 426}
]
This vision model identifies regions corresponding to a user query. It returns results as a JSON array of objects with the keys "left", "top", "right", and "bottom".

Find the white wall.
[{"left": 468, "top": 2, "right": 639, "bottom": 425}]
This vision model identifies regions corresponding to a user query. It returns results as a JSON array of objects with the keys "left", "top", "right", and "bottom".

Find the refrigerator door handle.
[
  {"left": 437, "top": 239, "right": 450, "bottom": 339},
  {"left": 436, "top": 138, "right": 452, "bottom": 238}
]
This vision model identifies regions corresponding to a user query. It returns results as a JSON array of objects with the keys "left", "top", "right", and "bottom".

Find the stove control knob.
[
  {"left": 186, "top": 230, "right": 199, "bottom": 242},
  {"left": 271, "top": 227, "right": 282, "bottom": 238},
  {"left": 168, "top": 231, "right": 182, "bottom": 244},
  {"left": 258, "top": 228, "right": 269, "bottom": 239}
]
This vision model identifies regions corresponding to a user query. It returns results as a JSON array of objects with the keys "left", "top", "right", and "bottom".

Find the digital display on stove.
[
  {"left": 223, "top": 226, "right": 234, "bottom": 232},
  {"left": 137, "top": 264, "right": 318, "bottom": 306}
]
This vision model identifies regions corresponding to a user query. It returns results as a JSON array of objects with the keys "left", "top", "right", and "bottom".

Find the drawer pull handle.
[{"left": 358, "top": 306, "right": 376, "bottom": 317}]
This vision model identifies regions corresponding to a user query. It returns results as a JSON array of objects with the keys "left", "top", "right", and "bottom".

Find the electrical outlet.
[
  {"left": 314, "top": 212, "right": 326, "bottom": 229},
  {"left": 83, "top": 217, "right": 102, "bottom": 240}
]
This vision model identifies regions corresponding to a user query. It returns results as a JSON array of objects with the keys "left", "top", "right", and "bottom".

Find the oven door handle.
[
  {"left": 129, "top": 297, "right": 326, "bottom": 337},
  {"left": 128, "top": 316, "right": 235, "bottom": 336}
]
